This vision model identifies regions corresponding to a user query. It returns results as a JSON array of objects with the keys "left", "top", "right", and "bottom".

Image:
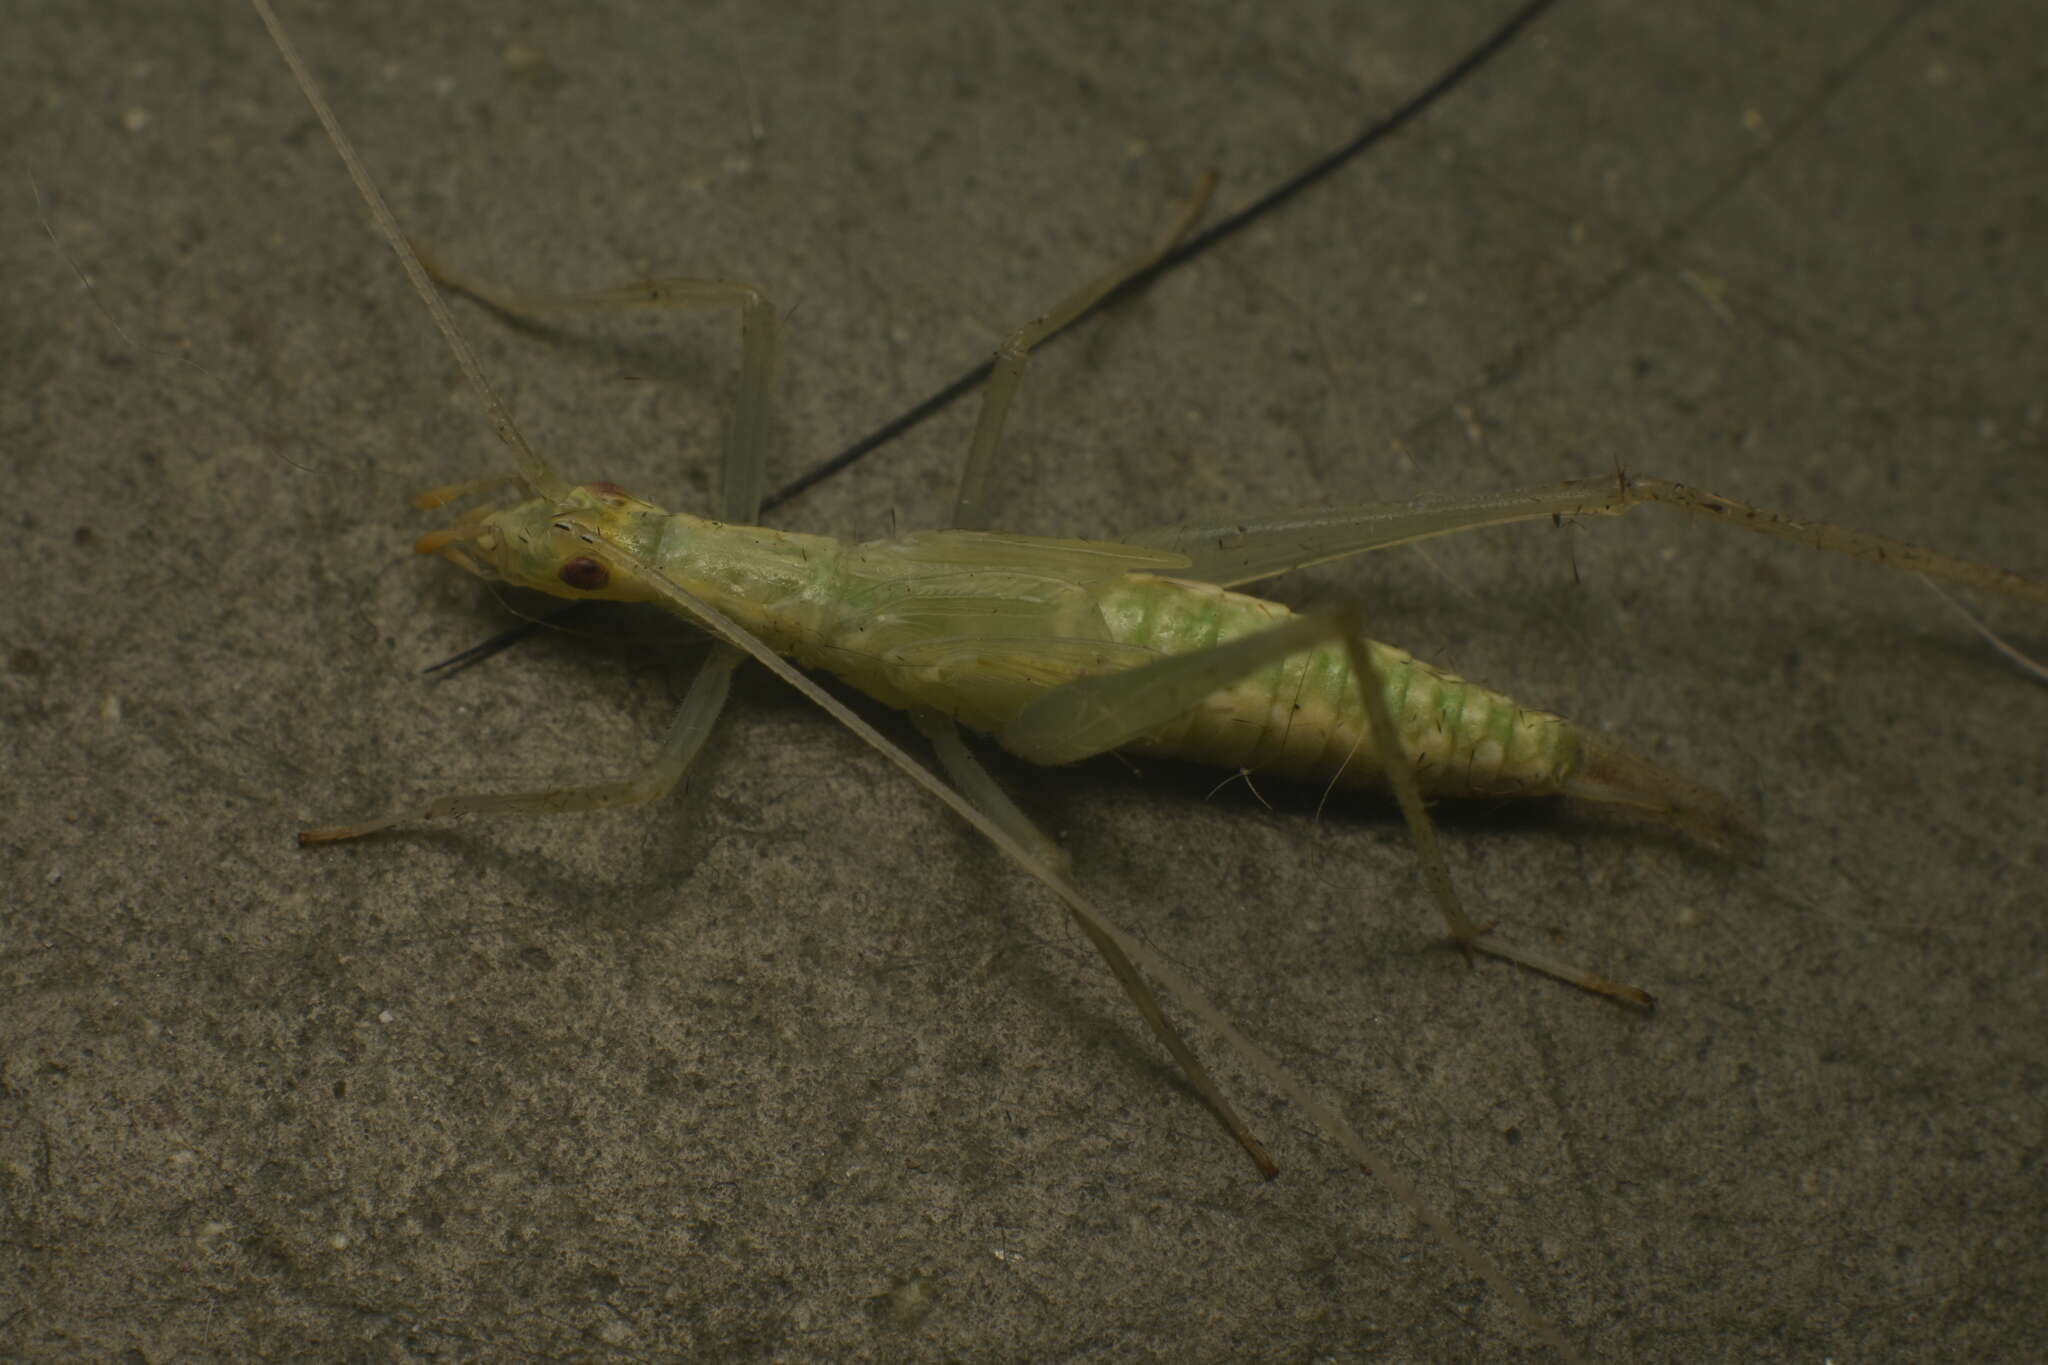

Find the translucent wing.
[{"left": 1124, "top": 484, "right": 1616, "bottom": 587}]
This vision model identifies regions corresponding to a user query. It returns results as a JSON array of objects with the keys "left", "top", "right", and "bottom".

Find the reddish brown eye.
[{"left": 559, "top": 557, "right": 610, "bottom": 591}]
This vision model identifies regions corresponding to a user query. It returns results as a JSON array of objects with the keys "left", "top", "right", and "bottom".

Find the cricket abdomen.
[
  {"left": 782, "top": 529, "right": 1582, "bottom": 798},
  {"left": 1093, "top": 575, "right": 1582, "bottom": 798}
]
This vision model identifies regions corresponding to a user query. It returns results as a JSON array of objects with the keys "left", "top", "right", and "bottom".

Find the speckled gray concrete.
[{"left": 6, "top": 2, "right": 2044, "bottom": 1360}]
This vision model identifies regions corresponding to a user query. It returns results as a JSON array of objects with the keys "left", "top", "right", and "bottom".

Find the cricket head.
[{"left": 412, "top": 478, "right": 671, "bottom": 604}]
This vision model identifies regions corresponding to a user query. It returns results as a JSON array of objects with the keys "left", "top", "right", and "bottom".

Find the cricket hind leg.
[
  {"left": 1117, "top": 470, "right": 2048, "bottom": 844},
  {"left": 1127, "top": 474, "right": 2048, "bottom": 612},
  {"left": 931, "top": 186, "right": 1653, "bottom": 1005},
  {"left": 1117, "top": 474, "right": 2039, "bottom": 847},
  {"left": 1000, "top": 608, "right": 1656, "bottom": 1007}
]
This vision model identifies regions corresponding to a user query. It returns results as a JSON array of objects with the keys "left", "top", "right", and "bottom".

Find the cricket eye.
[{"left": 559, "top": 557, "right": 610, "bottom": 591}]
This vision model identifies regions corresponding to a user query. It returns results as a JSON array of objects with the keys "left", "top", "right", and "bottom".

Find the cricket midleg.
[{"left": 925, "top": 175, "right": 1283, "bottom": 1175}]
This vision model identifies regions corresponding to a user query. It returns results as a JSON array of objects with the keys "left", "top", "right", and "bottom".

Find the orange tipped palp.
[
  {"left": 411, "top": 475, "right": 517, "bottom": 511},
  {"left": 412, "top": 528, "right": 482, "bottom": 575}
]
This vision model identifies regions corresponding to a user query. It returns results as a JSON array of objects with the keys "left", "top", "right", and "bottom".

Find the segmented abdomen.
[{"left": 1095, "top": 575, "right": 1581, "bottom": 798}]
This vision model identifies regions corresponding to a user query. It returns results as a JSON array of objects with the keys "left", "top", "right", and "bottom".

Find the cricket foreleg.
[
  {"left": 1002, "top": 611, "right": 1653, "bottom": 1007},
  {"left": 299, "top": 648, "right": 741, "bottom": 844},
  {"left": 418, "top": 256, "right": 778, "bottom": 524},
  {"left": 401, "top": 262, "right": 783, "bottom": 815}
]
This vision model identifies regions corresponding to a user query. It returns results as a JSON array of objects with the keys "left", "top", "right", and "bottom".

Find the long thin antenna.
[{"left": 249, "top": 0, "right": 571, "bottom": 501}]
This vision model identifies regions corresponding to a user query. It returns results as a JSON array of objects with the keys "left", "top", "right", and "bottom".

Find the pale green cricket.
[
  {"left": 253, "top": 1, "right": 2045, "bottom": 1354},
  {"left": 254, "top": 0, "right": 2048, "bottom": 1064},
  {"left": 398, "top": 473, "right": 1901, "bottom": 836}
]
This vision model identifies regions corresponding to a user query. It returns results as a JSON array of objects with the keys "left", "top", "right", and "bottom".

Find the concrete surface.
[{"left": 6, "top": 1, "right": 2044, "bottom": 1359}]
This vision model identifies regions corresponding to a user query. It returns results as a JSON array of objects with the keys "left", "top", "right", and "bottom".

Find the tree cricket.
[{"left": 220, "top": 5, "right": 2048, "bottom": 1358}]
